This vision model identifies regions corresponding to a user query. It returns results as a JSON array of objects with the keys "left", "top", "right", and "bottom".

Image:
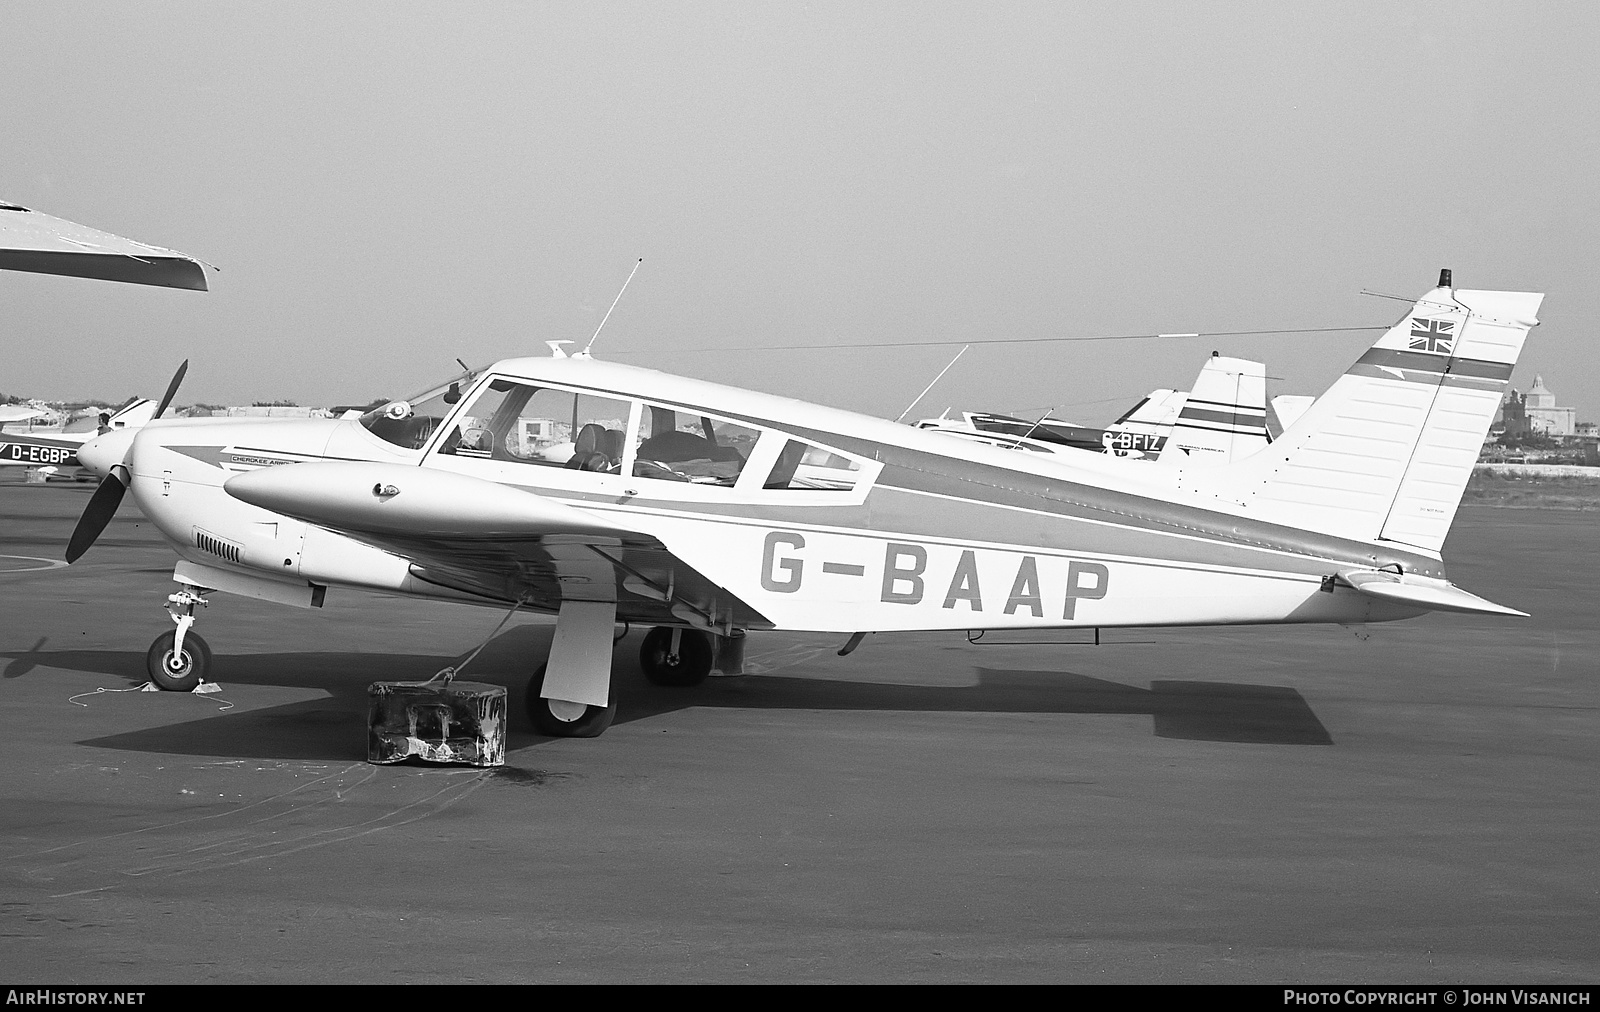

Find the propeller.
[
  {"left": 154, "top": 359, "right": 188, "bottom": 419},
  {"left": 65, "top": 465, "right": 128, "bottom": 563},
  {"left": 64, "top": 360, "right": 187, "bottom": 564}
]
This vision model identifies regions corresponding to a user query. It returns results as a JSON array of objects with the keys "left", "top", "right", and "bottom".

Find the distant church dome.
[{"left": 1526, "top": 375, "right": 1556, "bottom": 409}]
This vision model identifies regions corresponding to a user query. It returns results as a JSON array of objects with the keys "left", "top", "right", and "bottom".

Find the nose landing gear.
[{"left": 146, "top": 588, "right": 212, "bottom": 691}]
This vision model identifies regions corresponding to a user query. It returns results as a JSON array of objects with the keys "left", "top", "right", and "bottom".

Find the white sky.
[{"left": 3, "top": 1, "right": 1595, "bottom": 424}]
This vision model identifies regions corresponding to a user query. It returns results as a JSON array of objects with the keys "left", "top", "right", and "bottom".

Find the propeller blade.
[
  {"left": 153, "top": 360, "right": 189, "bottom": 419},
  {"left": 65, "top": 469, "right": 128, "bottom": 563}
]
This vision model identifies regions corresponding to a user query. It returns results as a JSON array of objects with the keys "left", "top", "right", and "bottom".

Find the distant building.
[
  {"left": 220, "top": 405, "right": 334, "bottom": 419},
  {"left": 1498, "top": 375, "right": 1577, "bottom": 438}
]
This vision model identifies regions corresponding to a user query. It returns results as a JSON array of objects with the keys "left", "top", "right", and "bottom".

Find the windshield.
[{"left": 360, "top": 367, "right": 479, "bottom": 449}]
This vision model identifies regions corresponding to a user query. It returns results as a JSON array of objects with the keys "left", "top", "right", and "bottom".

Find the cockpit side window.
[
  {"left": 631, "top": 402, "right": 760, "bottom": 486},
  {"left": 438, "top": 379, "right": 630, "bottom": 472}
]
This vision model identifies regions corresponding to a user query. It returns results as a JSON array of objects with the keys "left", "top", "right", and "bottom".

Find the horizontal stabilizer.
[{"left": 1338, "top": 568, "right": 1526, "bottom": 617}]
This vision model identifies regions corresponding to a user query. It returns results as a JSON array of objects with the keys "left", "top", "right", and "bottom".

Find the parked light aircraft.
[
  {"left": 67, "top": 272, "right": 1539, "bottom": 739},
  {"left": 916, "top": 353, "right": 1273, "bottom": 465},
  {"left": 0, "top": 397, "right": 159, "bottom": 473}
]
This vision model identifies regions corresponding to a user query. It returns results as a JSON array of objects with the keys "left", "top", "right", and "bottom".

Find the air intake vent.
[{"left": 194, "top": 528, "right": 242, "bottom": 563}]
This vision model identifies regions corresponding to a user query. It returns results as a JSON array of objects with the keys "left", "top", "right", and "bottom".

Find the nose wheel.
[
  {"left": 146, "top": 629, "right": 212, "bottom": 692},
  {"left": 146, "top": 587, "right": 212, "bottom": 691}
]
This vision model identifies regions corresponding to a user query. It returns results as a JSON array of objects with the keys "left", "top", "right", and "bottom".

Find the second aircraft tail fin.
[{"left": 1156, "top": 354, "right": 1270, "bottom": 466}]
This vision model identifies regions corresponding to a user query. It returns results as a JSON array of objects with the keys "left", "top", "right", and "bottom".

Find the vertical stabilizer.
[
  {"left": 1103, "top": 388, "right": 1185, "bottom": 458},
  {"left": 1177, "top": 281, "right": 1542, "bottom": 554},
  {"left": 1157, "top": 355, "right": 1270, "bottom": 465}
]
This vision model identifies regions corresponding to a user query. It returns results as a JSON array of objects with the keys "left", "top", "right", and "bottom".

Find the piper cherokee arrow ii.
[{"left": 68, "top": 273, "right": 1541, "bottom": 738}]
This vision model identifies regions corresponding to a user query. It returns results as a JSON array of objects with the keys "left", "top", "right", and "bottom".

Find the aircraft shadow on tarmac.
[{"left": 5, "top": 625, "right": 1332, "bottom": 762}]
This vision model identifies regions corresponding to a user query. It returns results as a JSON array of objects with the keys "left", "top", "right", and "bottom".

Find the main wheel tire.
[
  {"left": 639, "top": 627, "right": 714, "bottom": 687},
  {"left": 146, "top": 629, "right": 211, "bottom": 692},
  {"left": 526, "top": 663, "right": 617, "bottom": 738}
]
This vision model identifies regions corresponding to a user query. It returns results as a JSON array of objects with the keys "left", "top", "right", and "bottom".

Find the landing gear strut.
[
  {"left": 147, "top": 588, "right": 211, "bottom": 691},
  {"left": 526, "top": 600, "right": 619, "bottom": 738}
]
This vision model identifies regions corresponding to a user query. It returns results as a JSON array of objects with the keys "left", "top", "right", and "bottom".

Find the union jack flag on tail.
[{"left": 1410, "top": 318, "right": 1455, "bottom": 354}]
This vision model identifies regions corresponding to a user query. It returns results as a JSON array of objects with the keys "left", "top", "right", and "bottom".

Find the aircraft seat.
[{"left": 566, "top": 423, "right": 624, "bottom": 472}]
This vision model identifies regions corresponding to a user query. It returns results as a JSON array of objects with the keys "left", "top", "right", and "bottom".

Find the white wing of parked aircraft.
[
  {"left": 64, "top": 272, "right": 1540, "bottom": 744},
  {"left": 0, "top": 199, "right": 207, "bottom": 290},
  {"left": 0, "top": 404, "right": 50, "bottom": 424}
]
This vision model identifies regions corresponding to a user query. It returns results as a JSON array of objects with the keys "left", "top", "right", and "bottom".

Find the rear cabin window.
[
  {"left": 763, "top": 439, "right": 864, "bottom": 491},
  {"left": 631, "top": 403, "right": 759, "bottom": 487}
]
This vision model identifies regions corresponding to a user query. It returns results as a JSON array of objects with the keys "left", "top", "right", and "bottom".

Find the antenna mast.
[
  {"left": 895, "top": 345, "right": 970, "bottom": 424},
  {"left": 579, "top": 258, "right": 643, "bottom": 358}
]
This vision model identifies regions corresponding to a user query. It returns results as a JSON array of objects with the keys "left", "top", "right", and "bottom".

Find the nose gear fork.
[
  {"left": 165, "top": 588, "right": 209, "bottom": 661},
  {"left": 146, "top": 587, "right": 214, "bottom": 691}
]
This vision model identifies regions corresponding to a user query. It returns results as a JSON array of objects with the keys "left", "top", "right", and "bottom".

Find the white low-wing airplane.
[
  {"left": 0, "top": 397, "right": 161, "bottom": 472},
  {"left": 69, "top": 273, "right": 1540, "bottom": 739}
]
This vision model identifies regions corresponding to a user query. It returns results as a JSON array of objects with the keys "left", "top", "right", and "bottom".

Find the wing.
[
  {"left": 0, "top": 200, "right": 207, "bottom": 290},
  {"left": 0, "top": 405, "right": 48, "bottom": 423},
  {"left": 224, "top": 460, "right": 771, "bottom": 632}
]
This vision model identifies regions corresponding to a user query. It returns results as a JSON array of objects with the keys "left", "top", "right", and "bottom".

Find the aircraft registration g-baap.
[{"left": 66, "top": 270, "right": 1540, "bottom": 739}]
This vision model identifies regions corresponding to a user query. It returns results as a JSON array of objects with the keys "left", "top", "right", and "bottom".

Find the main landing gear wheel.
[
  {"left": 526, "top": 663, "right": 617, "bottom": 738},
  {"left": 146, "top": 629, "right": 211, "bottom": 692},
  {"left": 639, "top": 627, "right": 714, "bottom": 687}
]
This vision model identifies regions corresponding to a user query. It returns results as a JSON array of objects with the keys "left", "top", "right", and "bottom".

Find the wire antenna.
[
  {"left": 580, "top": 258, "right": 644, "bottom": 358},
  {"left": 1020, "top": 407, "right": 1057, "bottom": 444},
  {"left": 895, "top": 344, "right": 970, "bottom": 424}
]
